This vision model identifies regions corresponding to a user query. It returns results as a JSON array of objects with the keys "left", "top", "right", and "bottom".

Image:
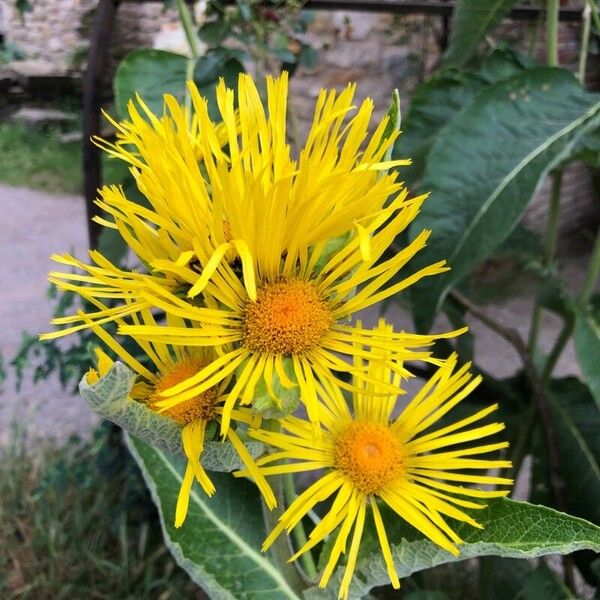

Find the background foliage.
[{"left": 7, "top": 0, "right": 600, "bottom": 598}]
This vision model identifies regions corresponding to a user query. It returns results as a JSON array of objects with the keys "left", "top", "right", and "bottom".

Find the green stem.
[
  {"left": 544, "top": 170, "right": 562, "bottom": 265},
  {"left": 175, "top": 0, "right": 201, "bottom": 60},
  {"left": 175, "top": 0, "right": 201, "bottom": 117},
  {"left": 528, "top": 170, "right": 563, "bottom": 353},
  {"left": 541, "top": 318, "right": 573, "bottom": 383},
  {"left": 283, "top": 473, "right": 318, "bottom": 581},
  {"left": 510, "top": 402, "right": 537, "bottom": 479},
  {"left": 578, "top": 3, "right": 592, "bottom": 84},
  {"left": 589, "top": 0, "right": 600, "bottom": 34},
  {"left": 542, "top": 218, "right": 600, "bottom": 382},
  {"left": 546, "top": 0, "right": 560, "bottom": 67},
  {"left": 262, "top": 482, "right": 307, "bottom": 596},
  {"left": 579, "top": 223, "right": 600, "bottom": 305}
]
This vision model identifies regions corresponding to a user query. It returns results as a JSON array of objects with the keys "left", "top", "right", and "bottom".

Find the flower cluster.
[{"left": 43, "top": 73, "right": 512, "bottom": 598}]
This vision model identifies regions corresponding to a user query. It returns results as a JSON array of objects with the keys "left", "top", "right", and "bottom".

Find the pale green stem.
[
  {"left": 578, "top": 223, "right": 600, "bottom": 305},
  {"left": 589, "top": 0, "right": 600, "bottom": 33},
  {"left": 262, "top": 481, "right": 307, "bottom": 596},
  {"left": 578, "top": 4, "right": 592, "bottom": 84},
  {"left": 175, "top": 0, "right": 201, "bottom": 118},
  {"left": 175, "top": 0, "right": 201, "bottom": 60},
  {"left": 528, "top": 170, "right": 563, "bottom": 353},
  {"left": 283, "top": 473, "right": 318, "bottom": 581},
  {"left": 546, "top": 0, "right": 560, "bottom": 67},
  {"left": 542, "top": 214, "right": 600, "bottom": 382}
]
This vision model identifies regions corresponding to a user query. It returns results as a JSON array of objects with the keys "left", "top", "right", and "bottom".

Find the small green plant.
[
  {"left": 0, "top": 123, "right": 82, "bottom": 194},
  {"left": 0, "top": 422, "right": 203, "bottom": 599}
]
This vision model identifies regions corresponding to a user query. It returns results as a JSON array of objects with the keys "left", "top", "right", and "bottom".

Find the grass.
[
  {"left": 0, "top": 123, "right": 83, "bottom": 194},
  {"left": 0, "top": 423, "right": 206, "bottom": 600}
]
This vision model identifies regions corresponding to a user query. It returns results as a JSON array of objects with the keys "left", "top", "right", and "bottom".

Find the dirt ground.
[{"left": 0, "top": 183, "right": 585, "bottom": 447}]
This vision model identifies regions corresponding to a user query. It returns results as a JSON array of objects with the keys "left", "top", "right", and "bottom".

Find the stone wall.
[{"left": 1, "top": 1, "right": 597, "bottom": 237}]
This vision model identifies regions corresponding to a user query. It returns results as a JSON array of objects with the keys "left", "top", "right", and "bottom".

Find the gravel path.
[
  {"left": 0, "top": 184, "right": 99, "bottom": 446},
  {"left": 0, "top": 183, "right": 584, "bottom": 447}
]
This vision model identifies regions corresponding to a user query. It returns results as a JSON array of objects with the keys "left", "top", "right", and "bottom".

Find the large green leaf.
[
  {"left": 306, "top": 498, "right": 600, "bottom": 600},
  {"left": 549, "top": 378, "right": 600, "bottom": 527},
  {"left": 395, "top": 48, "right": 533, "bottom": 188},
  {"left": 521, "top": 563, "right": 575, "bottom": 600},
  {"left": 443, "top": 0, "right": 520, "bottom": 68},
  {"left": 114, "top": 49, "right": 189, "bottom": 118},
  {"left": 394, "top": 70, "right": 485, "bottom": 188},
  {"left": 408, "top": 68, "right": 600, "bottom": 331},
  {"left": 574, "top": 297, "right": 600, "bottom": 411},
  {"left": 126, "top": 435, "right": 302, "bottom": 600}
]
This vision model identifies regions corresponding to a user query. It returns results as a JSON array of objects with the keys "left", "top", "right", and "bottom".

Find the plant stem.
[
  {"left": 541, "top": 318, "right": 573, "bottom": 383},
  {"left": 175, "top": 0, "right": 201, "bottom": 60},
  {"left": 283, "top": 473, "right": 318, "bottom": 581},
  {"left": 262, "top": 481, "right": 308, "bottom": 596},
  {"left": 510, "top": 402, "right": 537, "bottom": 480},
  {"left": 528, "top": 170, "right": 563, "bottom": 353},
  {"left": 579, "top": 222, "right": 600, "bottom": 305},
  {"left": 449, "top": 289, "right": 575, "bottom": 592},
  {"left": 589, "top": 0, "right": 600, "bottom": 34},
  {"left": 578, "top": 3, "right": 592, "bottom": 84},
  {"left": 546, "top": 0, "right": 560, "bottom": 67}
]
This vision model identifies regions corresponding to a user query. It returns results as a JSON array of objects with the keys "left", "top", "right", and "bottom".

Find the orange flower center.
[
  {"left": 151, "top": 358, "right": 218, "bottom": 425},
  {"left": 243, "top": 279, "right": 332, "bottom": 355},
  {"left": 334, "top": 421, "right": 405, "bottom": 494}
]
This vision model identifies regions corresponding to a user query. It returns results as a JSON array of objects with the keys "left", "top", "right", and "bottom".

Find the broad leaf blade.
[
  {"left": 549, "top": 378, "right": 600, "bottom": 527},
  {"left": 306, "top": 498, "right": 600, "bottom": 600},
  {"left": 408, "top": 68, "right": 600, "bottom": 331},
  {"left": 443, "top": 0, "right": 520, "bottom": 68},
  {"left": 574, "top": 298, "right": 600, "bottom": 411},
  {"left": 114, "top": 49, "right": 189, "bottom": 118},
  {"left": 521, "top": 563, "right": 575, "bottom": 600},
  {"left": 126, "top": 435, "right": 301, "bottom": 600}
]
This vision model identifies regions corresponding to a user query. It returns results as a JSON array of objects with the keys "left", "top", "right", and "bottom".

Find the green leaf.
[
  {"left": 574, "top": 297, "right": 600, "bottom": 411},
  {"left": 198, "top": 19, "right": 232, "bottom": 47},
  {"left": 443, "top": 0, "right": 520, "bottom": 68},
  {"left": 394, "top": 70, "right": 485, "bottom": 188},
  {"left": 521, "top": 563, "right": 576, "bottom": 600},
  {"left": 114, "top": 49, "right": 189, "bottom": 119},
  {"left": 549, "top": 378, "right": 600, "bottom": 527},
  {"left": 395, "top": 49, "right": 531, "bottom": 189},
  {"left": 381, "top": 89, "right": 401, "bottom": 164},
  {"left": 126, "top": 435, "right": 301, "bottom": 599},
  {"left": 408, "top": 68, "right": 600, "bottom": 331},
  {"left": 79, "top": 361, "right": 263, "bottom": 471},
  {"left": 194, "top": 48, "right": 244, "bottom": 86},
  {"left": 306, "top": 498, "right": 600, "bottom": 600}
]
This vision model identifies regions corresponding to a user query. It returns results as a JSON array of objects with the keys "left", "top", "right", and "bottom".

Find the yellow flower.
[
  {"left": 42, "top": 72, "right": 460, "bottom": 432},
  {"left": 83, "top": 308, "right": 276, "bottom": 526},
  {"left": 42, "top": 72, "right": 413, "bottom": 339},
  {"left": 242, "top": 336, "right": 512, "bottom": 599},
  {"left": 119, "top": 197, "right": 457, "bottom": 435}
]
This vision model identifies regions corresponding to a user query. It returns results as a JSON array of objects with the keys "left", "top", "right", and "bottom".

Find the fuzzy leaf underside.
[
  {"left": 79, "top": 361, "right": 263, "bottom": 471},
  {"left": 305, "top": 498, "right": 600, "bottom": 599}
]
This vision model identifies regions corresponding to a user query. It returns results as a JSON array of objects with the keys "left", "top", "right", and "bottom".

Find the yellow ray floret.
[
  {"left": 83, "top": 309, "right": 276, "bottom": 525},
  {"left": 119, "top": 194, "right": 463, "bottom": 434},
  {"left": 44, "top": 71, "right": 412, "bottom": 336},
  {"left": 237, "top": 338, "right": 512, "bottom": 599}
]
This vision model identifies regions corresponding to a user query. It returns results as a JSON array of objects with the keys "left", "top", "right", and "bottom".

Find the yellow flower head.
[
  {"left": 42, "top": 72, "right": 413, "bottom": 338},
  {"left": 42, "top": 72, "right": 461, "bottom": 432},
  {"left": 83, "top": 308, "right": 276, "bottom": 527},
  {"left": 242, "top": 328, "right": 512, "bottom": 599}
]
